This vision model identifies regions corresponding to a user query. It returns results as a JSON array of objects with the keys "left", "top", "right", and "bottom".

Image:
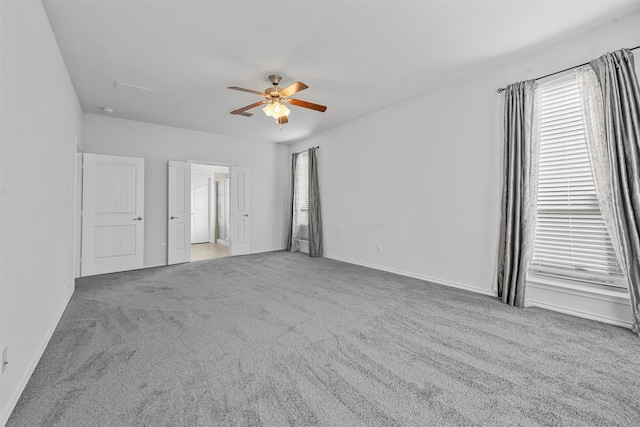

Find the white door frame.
[{"left": 74, "top": 152, "right": 83, "bottom": 278}]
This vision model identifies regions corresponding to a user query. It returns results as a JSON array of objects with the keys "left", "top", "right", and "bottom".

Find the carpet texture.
[{"left": 7, "top": 251, "right": 640, "bottom": 426}]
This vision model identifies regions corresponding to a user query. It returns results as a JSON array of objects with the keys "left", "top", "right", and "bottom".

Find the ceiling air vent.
[{"left": 114, "top": 81, "right": 155, "bottom": 96}]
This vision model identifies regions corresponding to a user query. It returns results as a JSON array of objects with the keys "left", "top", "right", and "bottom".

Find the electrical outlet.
[
  {"left": 377, "top": 244, "right": 383, "bottom": 253},
  {"left": 2, "top": 346, "right": 8, "bottom": 373},
  {"left": 161, "top": 243, "right": 167, "bottom": 250}
]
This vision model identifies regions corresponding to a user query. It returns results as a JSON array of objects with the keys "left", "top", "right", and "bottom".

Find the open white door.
[
  {"left": 168, "top": 161, "right": 191, "bottom": 265},
  {"left": 190, "top": 175, "right": 209, "bottom": 243},
  {"left": 229, "top": 167, "right": 250, "bottom": 256},
  {"left": 81, "top": 153, "right": 145, "bottom": 276}
]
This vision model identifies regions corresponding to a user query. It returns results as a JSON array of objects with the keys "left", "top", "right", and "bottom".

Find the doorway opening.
[
  {"left": 168, "top": 161, "right": 249, "bottom": 264},
  {"left": 190, "top": 163, "right": 230, "bottom": 261}
]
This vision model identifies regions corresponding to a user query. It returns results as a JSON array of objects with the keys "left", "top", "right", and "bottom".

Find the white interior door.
[
  {"left": 81, "top": 153, "right": 144, "bottom": 276},
  {"left": 191, "top": 175, "right": 209, "bottom": 243},
  {"left": 229, "top": 167, "right": 250, "bottom": 256},
  {"left": 168, "top": 161, "right": 191, "bottom": 265}
]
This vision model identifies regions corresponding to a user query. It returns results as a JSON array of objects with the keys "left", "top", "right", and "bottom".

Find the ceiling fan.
[{"left": 229, "top": 74, "right": 327, "bottom": 129}]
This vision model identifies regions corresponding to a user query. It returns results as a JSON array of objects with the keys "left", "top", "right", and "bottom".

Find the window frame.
[
  {"left": 529, "top": 72, "right": 625, "bottom": 289},
  {"left": 295, "top": 151, "right": 310, "bottom": 241}
]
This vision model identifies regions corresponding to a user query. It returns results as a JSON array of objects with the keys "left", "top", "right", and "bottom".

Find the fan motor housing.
[{"left": 264, "top": 87, "right": 280, "bottom": 97}]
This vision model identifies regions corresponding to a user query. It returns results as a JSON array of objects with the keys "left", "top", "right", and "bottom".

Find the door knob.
[
  {"left": 243, "top": 214, "right": 249, "bottom": 217},
  {"left": 133, "top": 217, "right": 143, "bottom": 221},
  {"left": 170, "top": 216, "right": 179, "bottom": 219}
]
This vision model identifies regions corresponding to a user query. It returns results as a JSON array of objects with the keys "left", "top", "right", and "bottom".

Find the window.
[
  {"left": 530, "top": 73, "right": 625, "bottom": 288},
  {"left": 295, "top": 152, "right": 309, "bottom": 240}
]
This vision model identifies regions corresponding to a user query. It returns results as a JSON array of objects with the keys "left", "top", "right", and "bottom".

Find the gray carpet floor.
[{"left": 7, "top": 251, "right": 640, "bottom": 426}]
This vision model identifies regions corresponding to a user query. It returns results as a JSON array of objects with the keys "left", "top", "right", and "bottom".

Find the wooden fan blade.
[
  {"left": 228, "top": 86, "right": 266, "bottom": 96},
  {"left": 278, "top": 81, "right": 308, "bottom": 97},
  {"left": 230, "top": 100, "right": 266, "bottom": 115},
  {"left": 287, "top": 98, "right": 327, "bottom": 112},
  {"left": 277, "top": 116, "right": 288, "bottom": 124}
]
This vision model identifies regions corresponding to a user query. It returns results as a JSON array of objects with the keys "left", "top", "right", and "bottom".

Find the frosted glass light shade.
[{"left": 263, "top": 101, "right": 290, "bottom": 119}]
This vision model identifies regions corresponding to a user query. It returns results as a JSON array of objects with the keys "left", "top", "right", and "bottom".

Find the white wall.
[
  {"left": 288, "top": 11, "right": 640, "bottom": 304},
  {"left": 82, "top": 114, "right": 288, "bottom": 267},
  {"left": 0, "top": 5, "right": 636, "bottom": 423},
  {"left": 0, "top": 1, "right": 82, "bottom": 423}
]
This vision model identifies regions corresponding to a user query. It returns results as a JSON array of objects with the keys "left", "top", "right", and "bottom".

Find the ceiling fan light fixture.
[
  {"left": 280, "top": 103, "right": 291, "bottom": 117},
  {"left": 262, "top": 103, "right": 273, "bottom": 117},
  {"left": 262, "top": 100, "right": 290, "bottom": 119},
  {"left": 229, "top": 75, "right": 326, "bottom": 128}
]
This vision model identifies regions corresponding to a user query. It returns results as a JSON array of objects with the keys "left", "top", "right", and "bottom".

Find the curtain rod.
[
  {"left": 496, "top": 45, "right": 640, "bottom": 93},
  {"left": 293, "top": 146, "right": 319, "bottom": 155}
]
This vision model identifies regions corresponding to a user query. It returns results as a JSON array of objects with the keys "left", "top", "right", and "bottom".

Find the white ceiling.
[{"left": 42, "top": 0, "right": 639, "bottom": 144}]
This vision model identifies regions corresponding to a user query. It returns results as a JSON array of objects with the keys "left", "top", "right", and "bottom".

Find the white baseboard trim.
[
  {"left": 528, "top": 300, "right": 632, "bottom": 329},
  {"left": 527, "top": 277, "right": 630, "bottom": 303},
  {"left": 250, "top": 247, "right": 286, "bottom": 254},
  {"left": 323, "top": 255, "right": 632, "bottom": 329},
  {"left": 323, "top": 254, "right": 497, "bottom": 297},
  {"left": 526, "top": 278, "right": 632, "bottom": 329},
  {"left": 0, "top": 288, "right": 74, "bottom": 427},
  {"left": 156, "top": 248, "right": 287, "bottom": 268},
  {"left": 145, "top": 263, "right": 166, "bottom": 269}
]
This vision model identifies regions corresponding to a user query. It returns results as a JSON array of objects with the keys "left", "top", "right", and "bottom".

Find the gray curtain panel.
[
  {"left": 287, "top": 152, "right": 299, "bottom": 251},
  {"left": 498, "top": 80, "right": 536, "bottom": 307},
  {"left": 308, "top": 148, "right": 323, "bottom": 257},
  {"left": 590, "top": 49, "right": 640, "bottom": 334}
]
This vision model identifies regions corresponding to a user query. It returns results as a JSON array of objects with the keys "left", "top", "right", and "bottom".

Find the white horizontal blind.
[
  {"left": 530, "top": 73, "right": 625, "bottom": 288},
  {"left": 296, "top": 152, "right": 309, "bottom": 240}
]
